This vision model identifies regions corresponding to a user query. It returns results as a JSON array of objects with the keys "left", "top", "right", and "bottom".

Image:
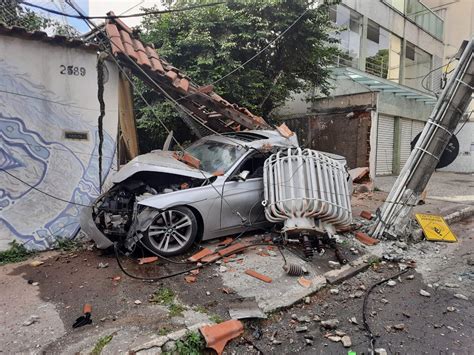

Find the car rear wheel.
[{"left": 142, "top": 206, "right": 198, "bottom": 256}]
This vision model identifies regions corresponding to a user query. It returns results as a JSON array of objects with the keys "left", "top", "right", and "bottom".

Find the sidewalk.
[{"left": 375, "top": 171, "right": 474, "bottom": 204}]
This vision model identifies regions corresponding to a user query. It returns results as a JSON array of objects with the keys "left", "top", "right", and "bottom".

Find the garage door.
[
  {"left": 411, "top": 120, "right": 425, "bottom": 141},
  {"left": 399, "top": 119, "right": 413, "bottom": 168},
  {"left": 376, "top": 115, "right": 395, "bottom": 175}
]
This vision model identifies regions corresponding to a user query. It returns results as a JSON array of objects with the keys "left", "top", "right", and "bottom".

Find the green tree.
[
  {"left": 0, "top": 0, "right": 77, "bottom": 35},
  {"left": 135, "top": 0, "right": 340, "bottom": 151}
]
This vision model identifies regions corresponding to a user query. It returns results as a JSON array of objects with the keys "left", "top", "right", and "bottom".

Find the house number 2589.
[{"left": 60, "top": 65, "right": 86, "bottom": 76}]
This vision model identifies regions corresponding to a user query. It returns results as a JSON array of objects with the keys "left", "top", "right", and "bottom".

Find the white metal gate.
[{"left": 376, "top": 115, "right": 395, "bottom": 175}]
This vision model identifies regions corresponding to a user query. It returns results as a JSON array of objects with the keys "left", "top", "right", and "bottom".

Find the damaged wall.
[
  {"left": 285, "top": 93, "right": 375, "bottom": 169},
  {"left": 0, "top": 33, "right": 119, "bottom": 251}
]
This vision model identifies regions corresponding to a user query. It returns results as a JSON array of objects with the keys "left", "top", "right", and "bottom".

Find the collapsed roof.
[{"left": 101, "top": 12, "right": 271, "bottom": 133}]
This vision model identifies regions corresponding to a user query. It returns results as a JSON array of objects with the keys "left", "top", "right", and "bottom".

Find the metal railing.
[{"left": 406, "top": 0, "right": 444, "bottom": 40}]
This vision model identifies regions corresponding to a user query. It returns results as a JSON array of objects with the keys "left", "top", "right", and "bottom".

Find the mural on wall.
[{"left": 0, "top": 59, "right": 116, "bottom": 250}]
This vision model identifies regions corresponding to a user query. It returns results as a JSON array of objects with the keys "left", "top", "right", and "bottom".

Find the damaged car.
[
  {"left": 80, "top": 130, "right": 350, "bottom": 256},
  {"left": 81, "top": 130, "right": 298, "bottom": 256}
]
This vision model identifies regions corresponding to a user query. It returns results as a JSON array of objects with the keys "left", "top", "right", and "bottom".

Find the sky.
[{"left": 24, "top": 0, "right": 164, "bottom": 33}]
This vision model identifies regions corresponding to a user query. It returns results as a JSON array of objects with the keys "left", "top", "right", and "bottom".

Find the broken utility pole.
[{"left": 371, "top": 39, "right": 474, "bottom": 239}]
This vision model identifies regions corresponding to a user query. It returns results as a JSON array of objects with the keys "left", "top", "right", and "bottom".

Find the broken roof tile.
[
  {"left": 200, "top": 320, "right": 244, "bottom": 355},
  {"left": 101, "top": 14, "right": 270, "bottom": 131}
]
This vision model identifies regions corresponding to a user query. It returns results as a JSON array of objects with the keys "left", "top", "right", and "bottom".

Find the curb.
[
  {"left": 323, "top": 254, "right": 376, "bottom": 284},
  {"left": 132, "top": 322, "right": 211, "bottom": 354}
]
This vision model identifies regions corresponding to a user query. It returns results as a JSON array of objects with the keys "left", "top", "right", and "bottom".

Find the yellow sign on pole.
[{"left": 415, "top": 214, "right": 457, "bottom": 242}]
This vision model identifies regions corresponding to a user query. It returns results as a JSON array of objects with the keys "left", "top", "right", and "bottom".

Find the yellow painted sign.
[{"left": 415, "top": 214, "right": 457, "bottom": 242}]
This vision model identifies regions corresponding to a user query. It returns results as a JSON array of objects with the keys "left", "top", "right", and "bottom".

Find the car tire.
[{"left": 142, "top": 206, "right": 198, "bottom": 256}]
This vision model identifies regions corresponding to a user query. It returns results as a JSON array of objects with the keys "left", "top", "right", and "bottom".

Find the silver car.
[{"left": 81, "top": 130, "right": 299, "bottom": 256}]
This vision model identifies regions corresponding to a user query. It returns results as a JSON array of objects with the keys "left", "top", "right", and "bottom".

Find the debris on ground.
[
  {"left": 29, "top": 260, "right": 44, "bottom": 267},
  {"left": 72, "top": 304, "right": 92, "bottom": 328},
  {"left": 419, "top": 289, "right": 431, "bottom": 297},
  {"left": 321, "top": 319, "right": 339, "bottom": 329},
  {"left": 244, "top": 269, "right": 272, "bottom": 283},
  {"left": 188, "top": 248, "right": 213, "bottom": 262},
  {"left": 355, "top": 232, "right": 379, "bottom": 246},
  {"left": 298, "top": 277, "right": 312, "bottom": 288},
  {"left": 22, "top": 315, "right": 39, "bottom": 326},
  {"left": 97, "top": 262, "right": 108, "bottom": 269},
  {"left": 200, "top": 320, "right": 244, "bottom": 355},
  {"left": 138, "top": 256, "right": 159, "bottom": 265},
  {"left": 228, "top": 297, "right": 266, "bottom": 319}
]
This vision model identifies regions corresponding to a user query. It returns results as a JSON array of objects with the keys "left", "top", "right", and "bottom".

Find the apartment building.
[{"left": 277, "top": 0, "right": 448, "bottom": 177}]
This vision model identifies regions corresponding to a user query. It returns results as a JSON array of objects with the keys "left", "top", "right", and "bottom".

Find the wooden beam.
[{"left": 118, "top": 72, "right": 139, "bottom": 160}]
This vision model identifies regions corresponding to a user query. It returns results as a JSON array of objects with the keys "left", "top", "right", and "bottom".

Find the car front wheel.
[{"left": 142, "top": 206, "right": 198, "bottom": 256}]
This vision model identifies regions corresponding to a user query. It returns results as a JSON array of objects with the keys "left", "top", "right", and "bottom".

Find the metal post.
[{"left": 371, "top": 39, "right": 474, "bottom": 239}]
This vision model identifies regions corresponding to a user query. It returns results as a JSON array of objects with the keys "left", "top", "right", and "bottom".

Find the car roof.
[{"left": 202, "top": 130, "right": 298, "bottom": 149}]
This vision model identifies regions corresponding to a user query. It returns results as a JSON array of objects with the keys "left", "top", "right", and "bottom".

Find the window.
[
  {"left": 185, "top": 140, "right": 245, "bottom": 174},
  {"left": 329, "top": 5, "right": 362, "bottom": 67},
  {"left": 404, "top": 42, "right": 432, "bottom": 91},
  {"left": 367, "top": 21, "right": 380, "bottom": 43},
  {"left": 383, "top": 0, "right": 405, "bottom": 13},
  {"left": 405, "top": 42, "right": 415, "bottom": 61},
  {"left": 234, "top": 153, "right": 267, "bottom": 179}
]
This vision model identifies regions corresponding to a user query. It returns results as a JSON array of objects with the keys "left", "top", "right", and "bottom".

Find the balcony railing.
[{"left": 406, "top": 0, "right": 444, "bottom": 39}]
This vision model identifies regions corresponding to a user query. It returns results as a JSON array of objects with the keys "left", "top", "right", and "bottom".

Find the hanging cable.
[
  {"left": 65, "top": 1, "right": 252, "bottom": 223},
  {"left": 19, "top": 1, "right": 226, "bottom": 19}
]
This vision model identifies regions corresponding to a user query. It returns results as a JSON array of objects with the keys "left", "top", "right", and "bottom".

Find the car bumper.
[{"left": 79, "top": 207, "right": 113, "bottom": 249}]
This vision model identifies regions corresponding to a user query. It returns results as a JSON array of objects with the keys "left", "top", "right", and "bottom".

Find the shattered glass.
[{"left": 185, "top": 140, "right": 245, "bottom": 173}]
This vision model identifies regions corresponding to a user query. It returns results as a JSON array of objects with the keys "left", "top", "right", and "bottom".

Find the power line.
[
  {"left": 64, "top": 1, "right": 249, "bottom": 222},
  {"left": 175, "top": 5, "right": 313, "bottom": 103},
  {"left": 19, "top": 1, "right": 226, "bottom": 20},
  {"left": 1, "top": 166, "right": 94, "bottom": 207}
]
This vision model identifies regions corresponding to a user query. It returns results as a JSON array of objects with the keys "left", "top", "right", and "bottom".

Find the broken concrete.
[{"left": 220, "top": 249, "right": 327, "bottom": 312}]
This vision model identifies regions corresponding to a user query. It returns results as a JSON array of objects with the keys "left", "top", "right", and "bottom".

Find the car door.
[{"left": 220, "top": 152, "right": 267, "bottom": 231}]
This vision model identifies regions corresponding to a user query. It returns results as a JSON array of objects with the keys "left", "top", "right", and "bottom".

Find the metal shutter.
[
  {"left": 376, "top": 115, "right": 395, "bottom": 175},
  {"left": 411, "top": 120, "right": 425, "bottom": 141},
  {"left": 399, "top": 119, "right": 413, "bottom": 167}
]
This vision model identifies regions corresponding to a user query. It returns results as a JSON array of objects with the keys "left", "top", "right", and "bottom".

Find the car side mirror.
[{"left": 235, "top": 170, "right": 250, "bottom": 182}]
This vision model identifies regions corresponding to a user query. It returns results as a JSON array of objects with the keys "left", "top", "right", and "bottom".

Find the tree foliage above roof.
[
  {"left": 134, "top": 0, "right": 340, "bottom": 150},
  {"left": 0, "top": 0, "right": 77, "bottom": 36}
]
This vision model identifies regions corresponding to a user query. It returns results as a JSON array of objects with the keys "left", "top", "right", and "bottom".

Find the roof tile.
[{"left": 102, "top": 15, "right": 270, "bottom": 130}]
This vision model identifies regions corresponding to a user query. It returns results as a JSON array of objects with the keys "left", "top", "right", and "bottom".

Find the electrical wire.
[
  {"left": 114, "top": 241, "right": 286, "bottom": 282},
  {"left": 175, "top": 5, "right": 312, "bottom": 103},
  {"left": 19, "top": 1, "right": 226, "bottom": 19},
  {"left": 0, "top": 166, "right": 93, "bottom": 207},
  {"left": 65, "top": 2, "right": 253, "bottom": 223},
  {"left": 362, "top": 268, "right": 410, "bottom": 353}
]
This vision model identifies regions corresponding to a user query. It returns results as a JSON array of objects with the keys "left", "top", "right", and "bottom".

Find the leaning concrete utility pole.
[{"left": 371, "top": 39, "right": 474, "bottom": 239}]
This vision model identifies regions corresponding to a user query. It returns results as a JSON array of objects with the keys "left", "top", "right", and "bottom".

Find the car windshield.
[{"left": 185, "top": 139, "right": 245, "bottom": 173}]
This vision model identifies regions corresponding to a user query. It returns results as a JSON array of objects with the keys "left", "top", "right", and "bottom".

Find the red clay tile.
[
  {"left": 355, "top": 232, "right": 379, "bottom": 246},
  {"left": 166, "top": 70, "right": 178, "bottom": 82},
  {"left": 188, "top": 248, "right": 213, "bottom": 262},
  {"left": 201, "top": 253, "right": 221, "bottom": 263},
  {"left": 138, "top": 256, "right": 158, "bottom": 265},
  {"left": 298, "top": 277, "right": 312, "bottom": 288},
  {"left": 360, "top": 210, "right": 373, "bottom": 220},
  {"left": 245, "top": 269, "right": 272, "bottom": 283},
  {"left": 200, "top": 319, "right": 244, "bottom": 355},
  {"left": 145, "top": 46, "right": 165, "bottom": 73},
  {"left": 218, "top": 242, "right": 246, "bottom": 257},
  {"left": 102, "top": 16, "right": 270, "bottom": 132},
  {"left": 218, "top": 237, "right": 234, "bottom": 247},
  {"left": 184, "top": 275, "right": 196, "bottom": 283}
]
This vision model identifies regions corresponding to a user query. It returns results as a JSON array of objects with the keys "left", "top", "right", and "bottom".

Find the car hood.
[{"left": 111, "top": 150, "right": 212, "bottom": 184}]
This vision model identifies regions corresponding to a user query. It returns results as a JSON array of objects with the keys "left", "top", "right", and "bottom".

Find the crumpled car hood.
[{"left": 111, "top": 150, "right": 211, "bottom": 183}]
